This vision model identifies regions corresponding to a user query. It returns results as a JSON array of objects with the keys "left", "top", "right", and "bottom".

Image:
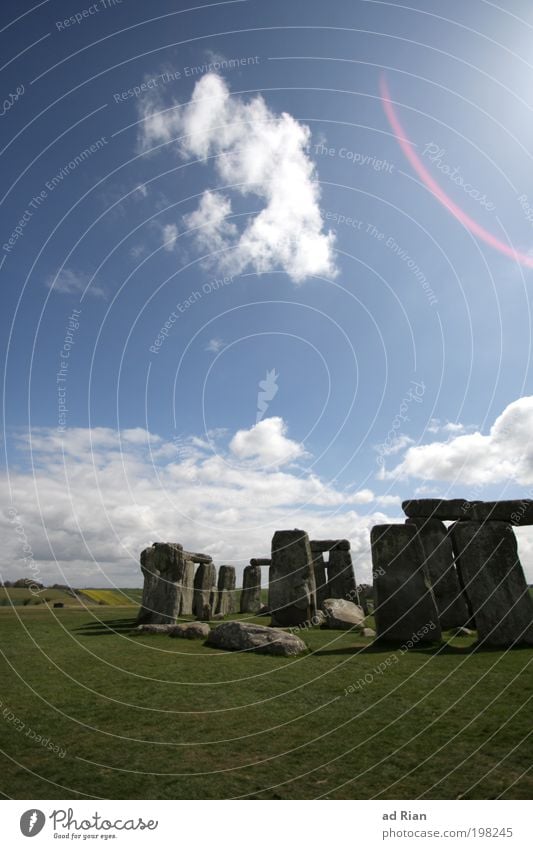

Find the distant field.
[
  {"left": 0, "top": 587, "right": 143, "bottom": 607},
  {"left": 0, "top": 604, "right": 532, "bottom": 800},
  {"left": 80, "top": 588, "right": 142, "bottom": 606}
]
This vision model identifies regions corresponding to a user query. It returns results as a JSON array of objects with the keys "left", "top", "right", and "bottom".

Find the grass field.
[{"left": 0, "top": 604, "right": 531, "bottom": 800}]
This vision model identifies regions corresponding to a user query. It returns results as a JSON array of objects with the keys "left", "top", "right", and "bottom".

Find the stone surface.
[
  {"left": 327, "top": 547, "right": 358, "bottom": 603},
  {"left": 207, "top": 620, "right": 307, "bottom": 656},
  {"left": 450, "top": 521, "right": 533, "bottom": 646},
  {"left": 137, "top": 543, "right": 188, "bottom": 625},
  {"left": 407, "top": 518, "right": 470, "bottom": 629},
  {"left": 363, "top": 627, "right": 376, "bottom": 638},
  {"left": 240, "top": 563, "right": 262, "bottom": 613},
  {"left": 192, "top": 561, "right": 217, "bottom": 620},
  {"left": 250, "top": 558, "right": 271, "bottom": 567},
  {"left": 215, "top": 565, "right": 236, "bottom": 617},
  {"left": 371, "top": 524, "right": 442, "bottom": 643},
  {"left": 269, "top": 529, "right": 317, "bottom": 627},
  {"left": 310, "top": 544, "right": 329, "bottom": 608},
  {"left": 180, "top": 560, "right": 195, "bottom": 616},
  {"left": 402, "top": 499, "right": 471, "bottom": 521},
  {"left": 135, "top": 623, "right": 180, "bottom": 634},
  {"left": 321, "top": 598, "right": 365, "bottom": 630},
  {"left": 403, "top": 498, "right": 533, "bottom": 526},
  {"left": 310, "top": 539, "right": 350, "bottom": 551},
  {"left": 167, "top": 622, "right": 210, "bottom": 639}
]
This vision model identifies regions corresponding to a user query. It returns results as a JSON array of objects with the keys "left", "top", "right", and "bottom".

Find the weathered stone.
[
  {"left": 240, "top": 563, "right": 262, "bottom": 613},
  {"left": 363, "top": 627, "right": 376, "bottom": 638},
  {"left": 192, "top": 562, "right": 217, "bottom": 620},
  {"left": 250, "top": 558, "right": 271, "bottom": 567},
  {"left": 184, "top": 550, "right": 213, "bottom": 564},
  {"left": 135, "top": 623, "right": 179, "bottom": 634},
  {"left": 406, "top": 518, "right": 470, "bottom": 629},
  {"left": 321, "top": 598, "right": 365, "bottom": 630},
  {"left": 450, "top": 521, "right": 533, "bottom": 646},
  {"left": 137, "top": 543, "right": 188, "bottom": 625},
  {"left": 469, "top": 500, "right": 533, "bottom": 525},
  {"left": 215, "top": 565, "right": 236, "bottom": 617},
  {"left": 309, "top": 539, "right": 350, "bottom": 551},
  {"left": 168, "top": 622, "right": 210, "bottom": 639},
  {"left": 403, "top": 499, "right": 471, "bottom": 520},
  {"left": 258, "top": 604, "right": 270, "bottom": 616},
  {"left": 327, "top": 547, "right": 358, "bottom": 603},
  {"left": 207, "top": 621, "right": 307, "bottom": 656},
  {"left": 310, "top": 544, "right": 329, "bottom": 607},
  {"left": 269, "top": 529, "right": 317, "bottom": 627},
  {"left": 180, "top": 560, "right": 195, "bottom": 615},
  {"left": 371, "top": 524, "right": 441, "bottom": 643}
]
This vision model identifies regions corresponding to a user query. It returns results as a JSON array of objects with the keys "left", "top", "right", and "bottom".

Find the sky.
[{"left": 2, "top": 0, "right": 533, "bottom": 588}]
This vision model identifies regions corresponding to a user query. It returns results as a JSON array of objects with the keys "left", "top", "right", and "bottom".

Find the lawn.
[{"left": 0, "top": 604, "right": 531, "bottom": 800}]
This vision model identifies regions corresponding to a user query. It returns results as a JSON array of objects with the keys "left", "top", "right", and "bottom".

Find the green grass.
[{"left": 0, "top": 604, "right": 531, "bottom": 800}]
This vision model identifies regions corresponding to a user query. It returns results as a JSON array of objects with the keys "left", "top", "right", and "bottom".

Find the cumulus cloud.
[
  {"left": 1, "top": 419, "right": 401, "bottom": 587},
  {"left": 383, "top": 396, "right": 533, "bottom": 486},
  {"left": 47, "top": 268, "right": 105, "bottom": 298},
  {"left": 161, "top": 223, "right": 178, "bottom": 251},
  {"left": 138, "top": 73, "right": 337, "bottom": 282}
]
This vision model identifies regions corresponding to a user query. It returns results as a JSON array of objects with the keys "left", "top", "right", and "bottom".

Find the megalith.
[
  {"left": 310, "top": 543, "right": 329, "bottom": 608},
  {"left": 371, "top": 524, "right": 441, "bottom": 643},
  {"left": 240, "top": 563, "right": 262, "bottom": 613},
  {"left": 406, "top": 518, "right": 469, "bottom": 629},
  {"left": 327, "top": 542, "right": 358, "bottom": 603},
  {"left": 450, "top": 521, "right": 533, "bottom": 646},
  {"left": 215, "top": 565, "right": 236, "bottom": 617},
  {"left": 269, "top": 529, "right": 317, "bottom": 627},
  {"left": 137, "top": 543, "right": 187, "bottom": 625},
  {"left": 193, "top": 561, "right": 217, "bottom": 620},
  {"left": 180, "top": 560, "right": 195, "bottom": 615}
]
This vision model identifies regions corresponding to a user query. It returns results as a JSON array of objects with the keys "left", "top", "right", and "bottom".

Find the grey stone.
[
  {"left": 269, "top": 529, "right": 317, "bottom": 627},
  {"left": 135, "top": 623, "right": 180, "bottom": 634},
  {"left": 168, "top": 622, "right": 210, "bottom": 639},
  {"left": 450, "top": 521, "right": 533, "bottom": 646},
  {"left": 406, "top": 518, "right": 470, "bottom": 629},
  {"left": 250, "top": 558, "right": 271, "bottom": 566},
  {"left": 363, "top": 627, "right": 376, "bottom": 638},
  {"left": 215, "top": 565, "right": 236, "bottom": 617},
  {"left": 180, "top": 560, "right": 195, "bottom": 616},
  {"left": 240, "top": 563, "right": 262, "bottom": 613},
  {"left": 327, "top": 547, "right": 358, "bottom": 603},
  {"left": 309, "top": 539, "right": 350, "bottom": 551},
  {"left": 193, "top": 562, "right": 217, "bottom": 620},
  {"left": 402, "top": 499, "right": 473, "bottom": 521},
  {"left": 371, "top": 524, "right": 442, "bottom": 644},
  {"left": 184, "top": 550, "right": 213, "bottom": 564},
  {"left": 321, "top": 598, "right": 365, "bottom": 630},
  {"left": 207, "top": 620, "right": 307, "bottom": 656},
  {"left": 310, "top": 544, "right": 329, "bottom": 608},
  {"left": 469, "top": 500, "right": 533, "bottom": 525},
  {"left": 137, "top": 543, "right": 188, "bottom": 625}
]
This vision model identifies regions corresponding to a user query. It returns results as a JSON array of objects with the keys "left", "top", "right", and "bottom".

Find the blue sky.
[{"left": 3, "top": 0, "right": 533, "bottom": 586}]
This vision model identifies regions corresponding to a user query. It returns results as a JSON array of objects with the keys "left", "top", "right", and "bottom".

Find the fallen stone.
[
  {"left": 270, "top": 529, "right": 317, "bottom": 627},
  {"left": 321, "top": 598, "right": 365, "bottom": 630},
  {"left": 207, "top": 620, "right": 307, "bottom": 656},
  {"left": 240, "top": 563, "right": 262, "bottom": 613},
  {"left": 135, "top": 623, "right": 179, "bottom": 634},
  {"left": 450, "top": 521, "right": 533, "bottom": 646},
  {"left": 371, "top": 524, "right": 442, "bottom": 644},
  {"left": 362, "top": 627, "right": 376, "bottom": 638},
  {"left": 406, "top": 518, "right": 470, "bottom": 629},
  {"left": 168, "top": 622, "right": 210, "bottom": 639}
]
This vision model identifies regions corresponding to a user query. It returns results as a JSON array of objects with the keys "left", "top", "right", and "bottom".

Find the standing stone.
[
  {"left": 269, "top": 529, "right": 317, "bottom": 627},
  {"left": 240, "top": 563, "right": 262, "bottom": 613},
  {"left": 371, "top": 524, "right": 441, "bottom": 643},
  {"left": 180, "top": 560, "right": 195, "bottom": 615},
  {"left": 327, "top": 544, "right": 358, "bottom": 603},
  {"left": 137, "top": 543, "right": 187, "bottom": 625},
  {"left": 450, "top": 521, "right": 533, "bottom": 646},
  {"left": 407, "top": 518, "right": 469, "bottom": 630},
  {"left": 193, "top": 561, "right": 217, "bottom": 620},
  {"left": 310, "top": 543, "right": 329, "bottom": 608},
  {"left": 215, "top": 565, "right": 236, "bottom": 617}
]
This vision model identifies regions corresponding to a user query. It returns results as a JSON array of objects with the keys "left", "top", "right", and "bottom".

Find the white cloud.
[
  {"left": 205, "top": 337, "right": 225, "bottom": 353},
  {"left": 183, "top": 190, "right": 237, "bottom": 254},
  {"left": 383, "top": 396, "right": 533, "bottom": 486},
  {"left": 229, "top": 416, "right": 306, "bottom": 467},
  {"left": 1, "top": 420, "right": 404, "bottom": 587},
  {"left": 138, "top": 73, "right": 337, "bottom": 282},
  {"left": 47, "top": 268, "right": 105, "bottom": 298},
  {"left": 161, "top": 223, "right": 178, "bottom": 251}
]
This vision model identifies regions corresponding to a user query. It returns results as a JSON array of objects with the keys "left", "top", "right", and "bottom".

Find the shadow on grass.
[
  {"left": 73, "top": 617, "right": 138, "bottom": 636},
  {"left": 313, "top": 640, "right": 533, "bottom": 657}
]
